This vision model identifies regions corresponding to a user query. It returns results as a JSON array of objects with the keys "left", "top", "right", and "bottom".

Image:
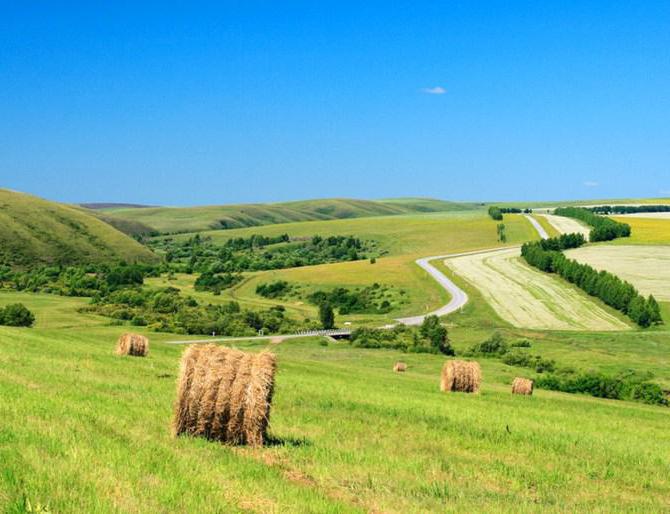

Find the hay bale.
[
  {"left": 115, "top": 333, "right": 149, "bottom": 357},
  {"left": 393, "top": 361, "right": 407, "bottom": 372},
  {"left": 512, "top": 377, "right": 534, "bottom": 396},
  {"left": 440, "top": 360, "right": 481, "bottom": 393},
  {"left": 172, "top": 344, "right": 276, "bottom": 446}
]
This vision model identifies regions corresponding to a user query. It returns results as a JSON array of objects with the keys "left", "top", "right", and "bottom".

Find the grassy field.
[
  {"left": 102, "top": 198, "right": 478, "bottom": 234},
  {"left": 147, "top": 212, "right": 540, "bottom": 325},
  {"left": 0, "top": 189, "right": 156, "bottom": 266},
  {"left": 445, "top": 248, "right": 630, "bottom": 331},
  {"left": 1, "top": 291, "right": 670, "bottom": 513},
  {"left": 565, "top": 245, "right": 670, "bottom": 301}
]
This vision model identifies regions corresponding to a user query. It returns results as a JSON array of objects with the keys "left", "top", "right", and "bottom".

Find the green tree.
[
  {"left": 319, "top": 303, "right": 335, "bottom": 329},
  {"left": 420, "top": 315, "right": 454, "bottom": 355}
]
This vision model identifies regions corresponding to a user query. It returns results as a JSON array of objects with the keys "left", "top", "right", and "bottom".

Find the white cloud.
[
  {"left": 660, "top": 189, "right": 670, "bottom": 196},
  {"left": 583, "top": 181, "right": 599, "bottom": 188},
  {"left": 421, "top": 86, "right": 446, "bottom": 95}
]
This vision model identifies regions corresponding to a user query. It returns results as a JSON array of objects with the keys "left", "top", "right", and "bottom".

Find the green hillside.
[
  {"left": 0, "top": 189, "right": 157, "bottom": 267},
  {"left": 100, "top": 197, "right": 477, "bottom": 234}
]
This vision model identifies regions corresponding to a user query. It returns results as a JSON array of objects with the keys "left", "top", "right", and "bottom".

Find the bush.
[
  {"left": 535, "top": 370, "right": 668, "bottom": 406},
  {"left": 256, "top": 280, "right": 291, "bottom": 299},
  {"left": 0, "top": 303, "right": 35, "bottom": 327},
  {"left": 501, "top": 350, "right": 555, "bottom": 373},
  {"left": 468, "top": 332, "right": 508, "bottom": 356},
  {"left": 420, "top": 315, "right": 454, "bottom": 355}
]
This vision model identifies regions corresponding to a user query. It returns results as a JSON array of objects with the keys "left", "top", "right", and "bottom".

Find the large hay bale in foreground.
[
  {"left": 393, "top": 361, "right": 407, "bottom": 372},
  {"left": 172, "top": 344, "right": 276, "bottom": 446},
  {"left": 115, "top": 333, "right": 149, "bottom": 357},
  {"left": 440, "top": 360, "right": 481, "bottom": 393},
  {"left": 512, "top": 377, "right": 534, "bottom": 396}
]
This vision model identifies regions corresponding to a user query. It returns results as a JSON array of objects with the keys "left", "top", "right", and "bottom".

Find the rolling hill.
[
  {"left": 96, "top": 197, "right": 478, "bottom": 234},
  {"left": 0, "top": 189, "right": 157, "bottom": 267}
]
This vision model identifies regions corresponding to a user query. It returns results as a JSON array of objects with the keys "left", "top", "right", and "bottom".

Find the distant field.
[
  {"left": 446, "top": 248, "right": 630, "bottom": 331},
  {"left": 102, "top": 198, "right": 478, "bottom": 234},
  {"left": 566, "top": 245, "right": 670, "bottom": 301},
  {"left": 537, "top": 214, "right": 591, "bottom": 237},
  {"left": 1, "top": 291, "right": 670, "bottom": 512},
  {"left": 618, "top": 212, "right": 670, "bottom": 219},
  {"left": 149, "top": 213, "right": 541, "bottom": 324}
]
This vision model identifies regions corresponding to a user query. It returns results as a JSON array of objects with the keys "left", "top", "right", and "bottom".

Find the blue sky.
[{"left": 1, "top": 1, "right": 669, "bottom": 205}]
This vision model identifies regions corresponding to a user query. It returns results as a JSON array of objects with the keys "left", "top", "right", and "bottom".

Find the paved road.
[
  {"left": 166, "top": 215, "right": 548, "bottom": 343},
  {"left": 523, "top": 214, "right": 549, "bottom": 240}
]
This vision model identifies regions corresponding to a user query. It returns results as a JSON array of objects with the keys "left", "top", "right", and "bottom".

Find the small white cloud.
[
  {"left": 583, "top": 181, "right": 599, "bottom": 188},
  {"left": 421, "top": 86, "right": 446, "bottom": 95},
  {"left": 660, "top": 189, "right": 670, "bottom": 196}
]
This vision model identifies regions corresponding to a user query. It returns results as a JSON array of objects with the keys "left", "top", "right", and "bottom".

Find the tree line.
[
  {"left": 553, "top": 207, "right": 631, "bottom": 242},
  {"left": 587, "top": 205, "right": 670, "bottom": 215},
  {"left": 488, "top": 206, "right": 532, "bottom": 220},
  {"left": 521, "top": 237, "right": 662, "bottom": 327}
]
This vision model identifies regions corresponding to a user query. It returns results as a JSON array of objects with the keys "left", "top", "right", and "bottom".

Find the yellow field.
[
  {"left": 610, "top": 216, "right": 670, "bottom": 245},
  {"left": 446, "top": 248, "right": 630, "bottom": 331},
  {"left": 566, "top": 245, "right": 670, "bottom": 301}
]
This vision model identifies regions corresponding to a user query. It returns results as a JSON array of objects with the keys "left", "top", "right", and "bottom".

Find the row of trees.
[
  {"left": 553, "top": 207, "right": 631, "bottom": 242},
  {"left": 588, "top": 205, "right": 670, "bottom": 215},
  {"left": 349, "top": 316, "right": 454, "bottom": 355},
  {"left": 488, "top": 206, "right": 532, "bottom": 220},
  {"left": 521, "top": 239, "right": 662, "bottom": 327}
]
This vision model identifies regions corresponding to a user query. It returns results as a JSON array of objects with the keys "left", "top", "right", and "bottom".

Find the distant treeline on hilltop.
[{"left": 587, "top": 205, "right": 670, "bottom": 215}]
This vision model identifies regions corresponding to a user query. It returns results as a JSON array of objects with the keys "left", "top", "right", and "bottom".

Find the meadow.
[{"left": 1, "top": 291, "right": 670, "bottom": 513}]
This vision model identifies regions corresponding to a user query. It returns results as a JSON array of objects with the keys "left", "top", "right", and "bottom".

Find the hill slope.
[
  {"left": 98, "top": 197, "right": 477, "bottom": 234},
  {"left": 0, "top": 189, "right": 157, "bottom": 266}
]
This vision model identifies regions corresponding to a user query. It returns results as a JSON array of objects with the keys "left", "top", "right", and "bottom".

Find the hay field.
[
  {"left": 537, "top": 214, "right": 591, "bottom": 237},
  {"left": 446, "top": 248, "right": 629, "bottom": 331},
  {"left": 1, "top": 291, "right": 669, "bottom": 512},
  {"left": 565, "top": 245, "right": 670, "bottom": 301}
]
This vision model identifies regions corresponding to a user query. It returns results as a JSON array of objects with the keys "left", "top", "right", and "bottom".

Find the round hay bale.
[
  {"left": 393, "top": 361, "right": 407, "bottom": 372},
  {"left": 512, "top": 377, "right": 534, "bottom": 396},
  {"left": 440, "top": 360, "right": 481, "bottom": 393},
  {"left": 172, "top": 344, "right": 276, "bottom": 446},
  {"left": 115, "top": 333, "right": 149, "bottom": 357}
]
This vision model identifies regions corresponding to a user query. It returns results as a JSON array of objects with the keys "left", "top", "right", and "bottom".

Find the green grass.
[
  {"left": 146, "top": 212, "right": 541, "bottom": 325},
  {"left": 1, "top": 291, "right": 670, "bottom": 512},
  {"left": 103, "top": 198, "right": 479, "bottom": 234},
  {"left": 0, "top": 189, "right": 156, "bottom": 266}
]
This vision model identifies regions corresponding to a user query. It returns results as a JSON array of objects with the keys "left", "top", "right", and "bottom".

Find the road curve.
[{"left": 395, "top": 214, "right": 549, "bottom": 326}]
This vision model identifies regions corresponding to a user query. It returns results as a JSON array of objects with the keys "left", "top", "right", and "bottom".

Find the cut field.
[
  {"left": 445, "top": 248, "right": 630, "bottom": 331},
  {"left": 1, "top": 291, "right": 669, "bottom": 513},
  {"left": 536, "top": 214, "right": 591, "bottom": 237},
  {"left": 565, "top": 245, "right": 670, "bottom": 301}
]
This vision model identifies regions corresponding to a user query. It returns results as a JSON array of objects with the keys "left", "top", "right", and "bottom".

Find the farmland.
[
  {"left": 566, "top": 245, "right": 670, "bottom": 301},
  {"left": 536, "top": 213, "right": 591, "bottom": 237},
  {"left": 445, "top": 248, "right": 629, "bottom": 331}
]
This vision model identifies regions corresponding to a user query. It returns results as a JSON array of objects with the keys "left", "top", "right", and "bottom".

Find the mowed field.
[
  {"left": 1, "top": 292, "right": 670, "bottom": 513},
  {"left": 445, "top": 248, "right": 630, "bottom": 331},
  {"left": 536, "top": 214, "right": 591, "bottom": 237},
  {"left": 566, "top": 245, "right": 670, "bottom": 301}
]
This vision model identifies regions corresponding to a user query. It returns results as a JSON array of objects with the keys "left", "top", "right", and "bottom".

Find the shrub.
[
  {"left": 468, "top": 332, "right": 508, "bottom": 356},
  {"left": 0, "top": 303, "right": 35, "bottom": 327}
]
